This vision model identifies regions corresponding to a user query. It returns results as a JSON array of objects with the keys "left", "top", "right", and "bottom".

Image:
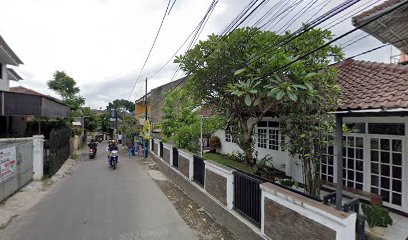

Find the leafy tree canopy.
[
  {"left": 176, "top": 27, "right": 344, "bottom": 196},
  {"left": 161, "top": 87, "right": 225, "bottom": 153},
  {"left": 47, "top": 71, "right": 85, "bottom": 111},
  {"left": 106, "top": 99, "right": 135, "bottom": 113}
]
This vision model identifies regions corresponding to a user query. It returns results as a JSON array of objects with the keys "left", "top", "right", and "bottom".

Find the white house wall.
[
  {"left": 216, "top": 115, "right": 408, "bottom": 214},
  {"left": 0, "top": 62, "right": 9, "bottom": 91},
  {"left": 214, "top": 130, "right": 242, "bottom": 154}
]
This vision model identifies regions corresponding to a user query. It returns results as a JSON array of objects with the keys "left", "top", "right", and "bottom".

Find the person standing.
[{"left": 118, "top": 133, "right": 122, "bottom": 144}]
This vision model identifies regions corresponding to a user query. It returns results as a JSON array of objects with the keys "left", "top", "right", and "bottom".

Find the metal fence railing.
[
  {"left": 193, "top": 155, "right": 205, "bottom": 187},
  {"left": 234, "top": 170, "right": 264, "bottom": 226},
  {"left": 172, "top": 147, "right": 178, "bottom": 169},
  {"left": 43, "top": 128, "right": 70, "bottom": 177}
]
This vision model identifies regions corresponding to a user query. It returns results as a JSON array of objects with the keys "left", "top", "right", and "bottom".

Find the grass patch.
[
  {"left": 204, "top": 152, "right": 255, "bottom": 173},
  {"left": 71, "top": 152, "right": 79, "bottom": 160}
]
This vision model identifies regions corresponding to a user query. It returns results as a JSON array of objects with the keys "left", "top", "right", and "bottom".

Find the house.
[
  {"left": 135, "top": 92, "right": 151, "bottom": 125},
  {"left": 215, "top": 0, "right": 408, "bottom": 215},
  {"left": 135, "top": 76, "right": 188, "bottom": 136},
  {"left": 0, "top": 35, "right": 70, "bottom": 137}
]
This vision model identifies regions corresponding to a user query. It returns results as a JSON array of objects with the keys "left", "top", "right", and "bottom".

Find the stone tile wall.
[
  {"left": 163, "top": 148, "right": 170, "bottom": 164},
  {"left": 264, "top": 198, "right": 336, "bottom": 240},
  {"left": 178, "top": 155, "right": 190, "bottom": 178},
  {"left": 205, "top": 169, "right": 227, "bottom": 206}
]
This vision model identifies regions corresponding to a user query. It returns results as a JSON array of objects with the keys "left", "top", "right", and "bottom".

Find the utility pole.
[{"left": 144, "top": 77, "right": 148, "bottom": 159}]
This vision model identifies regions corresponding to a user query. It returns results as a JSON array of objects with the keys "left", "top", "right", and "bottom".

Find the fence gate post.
[{"left": 33, "top": 135, "right": 45, "bottom": 180}]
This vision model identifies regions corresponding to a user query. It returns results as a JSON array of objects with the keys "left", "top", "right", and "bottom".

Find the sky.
[{"left": 0, "top": 0, "right": 398, "bottom": 109}]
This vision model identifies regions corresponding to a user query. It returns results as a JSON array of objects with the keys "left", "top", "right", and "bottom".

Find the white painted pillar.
[
  {"left": 158, "top": 141, "right": 161, "bottom": 157},
  {"left": 32, "top": 135, "right": 44, "bottom": 180}
]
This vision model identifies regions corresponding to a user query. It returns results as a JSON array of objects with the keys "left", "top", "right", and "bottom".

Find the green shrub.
[
  {"left": 361, "top": 204, "right": 393, "bottom": 228},
  {"left": 209, "top": 136, "right": 221, "bottom": 151},
  {"left": 279, "top": 179, "right": 295, "bottom": 187}
]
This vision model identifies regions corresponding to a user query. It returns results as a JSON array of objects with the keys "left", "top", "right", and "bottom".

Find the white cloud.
[{"left": 0, "top": 0, "right": 395, "bottom": 109}]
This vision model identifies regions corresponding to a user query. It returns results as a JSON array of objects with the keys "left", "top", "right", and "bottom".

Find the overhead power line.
[{"left": 127, "top": 0, "right": 172, "bottom": 100}]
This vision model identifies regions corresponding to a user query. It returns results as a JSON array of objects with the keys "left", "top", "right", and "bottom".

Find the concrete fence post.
[
  {"left": 158, "top": 141, "right": 161, "bottom": 158},
  {"left": 32, "top": 135, "right": 44, "bottom": 180}
]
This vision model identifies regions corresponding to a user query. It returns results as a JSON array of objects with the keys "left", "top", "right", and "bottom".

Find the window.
[
  {"left": 368, "top": 123, "right": 405, "bottom": 136},
  {"left": 346, "top": 123, "right": 366, "bottom": 133},
  {"left": 370, "top": 137, "right": 403, "bottom": 206},
  {"left": 321, "top": 136, "right": 334, "bottom": 183},
  {"left": 257, "top": 121, "right": 283, "bottom": 150},
  {"left": 268, "top": 129, "right": 279, "bottom": 150},
  {"left": 225, "top": 131, "right": 232, "bottom": 143},
  {"left": 342, "top": 136, "right": 364, "bottom": 190},
  {"left": 257, "top": 128, "right": 267, "bottom": 148}
]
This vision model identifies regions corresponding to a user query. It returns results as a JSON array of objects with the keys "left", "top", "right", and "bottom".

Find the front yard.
[{"left": 203, "top": 153, "right": 256, "bottom": 174}]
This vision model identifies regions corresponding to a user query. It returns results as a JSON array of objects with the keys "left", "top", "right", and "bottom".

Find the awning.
[
  {"left": 0, "top": 35, "right": 23, "bottom": 66},
  {"left": 0, "top": 91, "right": 70, "bottom": 118},
  {"left": 7, "top": 68, "right": 23, "bottom": 81},
  {"left": 352, "top": 0, "right": 408, "bottom": 53}
]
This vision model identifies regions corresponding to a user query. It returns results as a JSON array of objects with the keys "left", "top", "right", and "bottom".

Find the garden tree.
[
  {"left": 118, "top": 114, "right": 141, "bottom": 145},
  {"left": 106, "top": 99, "right": 135, "bottom": 113},
  {"left": 47, "top": 71, "right": 85, "bottom": 111},
  {"left": 100, "top": 111, "right": 113, "bottom": 134},
  {"left": 81, "top": 107, "right": 98, "bottom": 132},
  {"left": 161, "top": 87, "right": 224, "bottom": 153},
  {"left": 176, "top": 27, "right": 343, "bottom": 197}
]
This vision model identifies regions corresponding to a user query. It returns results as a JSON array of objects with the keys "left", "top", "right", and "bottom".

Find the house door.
[{"left": 369, "top": 136, "right": 405, "bottom": 210}]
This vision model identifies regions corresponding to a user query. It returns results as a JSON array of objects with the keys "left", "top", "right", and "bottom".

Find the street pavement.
[{"left": 0, "top": 143, "right": 197, "bottom": 240}]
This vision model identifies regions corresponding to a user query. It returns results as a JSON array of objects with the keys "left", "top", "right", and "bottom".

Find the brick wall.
[
  {"left": 205, "top": 169, "right": 227, "bottom": 206},
  {"left": 163, "top": 148, "right": 170, "bottom": 164},
  {"left": 178, "top": 155, "right": 190, "bottom": 178},
  {"left": 264, "top": 198, "right": 336, "bottom": 240}
]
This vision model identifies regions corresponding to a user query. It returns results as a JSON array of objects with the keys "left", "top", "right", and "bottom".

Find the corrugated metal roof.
[{"left": 353, "top": 0, "right": 408, "bottom": 53}]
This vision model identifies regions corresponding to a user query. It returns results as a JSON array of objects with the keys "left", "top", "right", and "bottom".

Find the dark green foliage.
[
  {"left": 362, "top": 204, "right": 393, "bottom": 228},
  {"left": 106, "top": 99, "right": 135, "bottom": 113},
  {"left": 47, "top": 71, "right": 85, "bottom": 111},
  {"left": 279, "top": 179, "right": 295, "bottom": 187}
]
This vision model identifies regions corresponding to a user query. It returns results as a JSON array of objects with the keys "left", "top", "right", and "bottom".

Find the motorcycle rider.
[
  {"left": 88, "top": 139, "right": 97, "bottom": 154},
  {"left": 107, "top": 140, "right": 119, "bottom": 162}
]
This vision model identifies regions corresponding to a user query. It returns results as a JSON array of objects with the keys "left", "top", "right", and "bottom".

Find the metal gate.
[
  {"left": 43, "top": 128, "right": 70, "bottom": 177},
  {"left": 172, "top": 147, "right": 178, "bottom": 168},
  {"left": 151, "top": 139, "right": 154, "bottom": 152},
  {"left": 234, "top": 170, "right": 264, "bottom": 226},
  {"left": 159, "top": 142, "right": 163, "bottom": 158},
  {"left": 193, "top": 155, "right": 205, "bottom": 187},
  {"left": 0, "top": 140, "right": 33, "bottom": 203}
]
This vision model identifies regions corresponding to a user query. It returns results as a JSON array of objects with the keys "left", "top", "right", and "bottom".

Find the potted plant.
[
  {"left": 208, "top": 136, "right": 221, "bottom": 153},
  {"left": 361, "top": 204, "right": 393, "bottom": 236}
]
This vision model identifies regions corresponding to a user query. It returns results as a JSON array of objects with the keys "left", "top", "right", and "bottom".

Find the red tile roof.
[
  {"left": 9, "top": 86, "right": 48, "bottom": 97},
  {"left": 9, "top": 86, "right": 66, "bottom": 105},
  {"left": 335, "top": 59, "right": 408, "bottom": 110}
]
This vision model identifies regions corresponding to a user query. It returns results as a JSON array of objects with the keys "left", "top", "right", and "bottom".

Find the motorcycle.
[
  {"left": 89, "top": 146, "right": 98, "bottom": 159},
  {"left": 109, "top": 150, "right": 118, "bottom": 169},
  {"left": 88, "top": 143, "right": 97, "bottom": 159}
]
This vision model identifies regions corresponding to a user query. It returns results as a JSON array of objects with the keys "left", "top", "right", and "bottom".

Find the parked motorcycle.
[{"left": 109, "top": 150, "right": 118, "bottom": 169}]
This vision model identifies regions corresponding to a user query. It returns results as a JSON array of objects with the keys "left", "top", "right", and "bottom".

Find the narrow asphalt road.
[{"left": 0, "top": 142, "right": 197, "bottom": 240}]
